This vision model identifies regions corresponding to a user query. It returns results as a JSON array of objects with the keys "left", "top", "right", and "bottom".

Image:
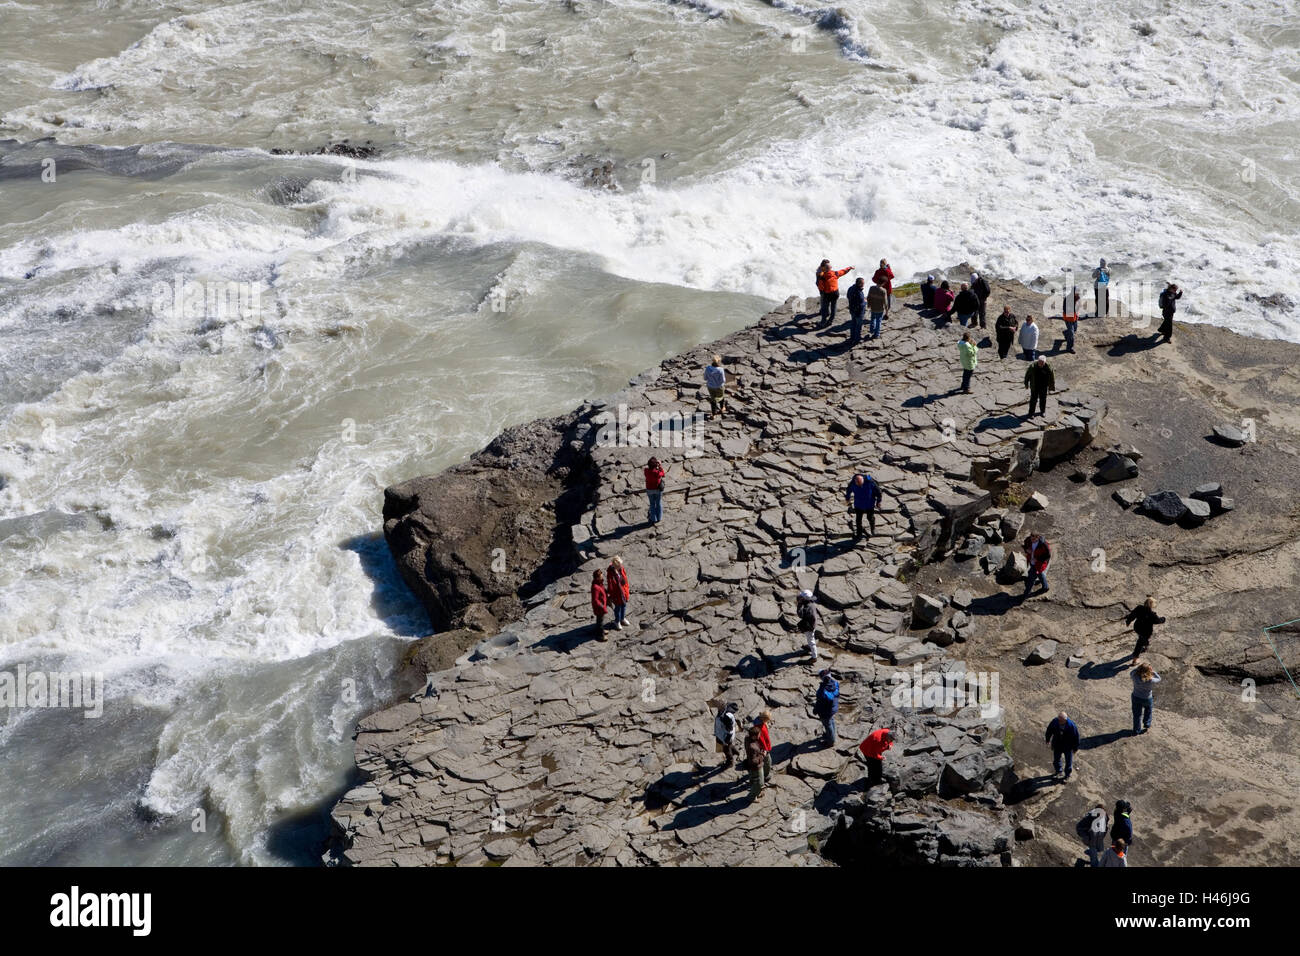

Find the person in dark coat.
[
  {"left": 971, "top": 272, "right": 992, "bottom": 327},
  {"left": 1125, "top": 596, "right": 1166, "bottom": 659},
  {"left": 1045, "top": 711, "right": 1080, "bottom": 780},
  {"left": 846, "top": 277, "right": 867, "bottom": 345},
  {"left": 1024, "top": 356, "right": 1055, "bottom": 418},
  {"left": 813, "top": 669, "right": 840, "bottom": 747},
  {"left": 994, "top": 306, "right": 1018, "bottom": 359},
  {"left": 845, "top": 473, "right": 884, "bottom": 539},
  {"left": 1157, "top": 283, "right": 1181, "bottom": 343},
  {"left": 953, "top": 283, "right": 980, "bottom": 327},
  {"left": 920, "top": 275, "right": 937, "bottom": 309},
  {"left": 1111, "top": 799, "right": 1134, "bottom": 847}
]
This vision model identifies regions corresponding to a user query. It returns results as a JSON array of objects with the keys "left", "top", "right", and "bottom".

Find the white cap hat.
[
  {"left": 799, "top": 589, "right": 814, "bottom": 599},
  {"left": 971, "top": 272, "right": 979, "bottom": 279}
]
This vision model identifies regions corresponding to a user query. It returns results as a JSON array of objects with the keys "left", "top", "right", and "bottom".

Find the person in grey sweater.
[
  {"left": 1130, "top": 661, "right": 1162, "bottom": 734},
  {"left": 1099, "top": 838, "right": 1128, "bottom": 867}
]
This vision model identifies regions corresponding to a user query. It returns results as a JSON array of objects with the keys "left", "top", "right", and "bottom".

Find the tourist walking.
[
  {"left": 953, "top": 282, "right": 980, "bottom": 327},
  {"left": 846, "top": 276, "right": 866, "bottom": 345},
  {"left": 714, "top": 701, "right": 742, "bottom": 768},
  {"left": 1060, "top": 303, "right": 1079, "bottom": 353},
  {"left": 704, "top": 354, "right": 727, "bottom": 418},
  {"left": 1024, "top": 356, "right": 1054, "bottom": 418},
  {"left": 971, "top": 272, "right": 991, "bottom": 327},
  {"left": 866, "top": 279, "right": 888, "bottom": 339},
  {"left": 1023, "top": 532, "right": 1051, "bottom": 595},
  {"left": 813, "top": 669, "right": 839, "bottom": 747},
  {"left": 1158, "top": 282, "right": 1181, "bottom": 343},
  {"left": 816, "top": 259, "right": 853, "bottom": 325},
  {"left": 1077, "top": 805, "right": 1110, "bottom": 866},
  {"left": 796, "top": 588, "right": 820, "bottom": 661},
  {"left": 644, "top": 456, "right": 665, "bottom": 525},
  {"left": 934, "top": 281, "right": 955, "bottom": 321},
  {"left": 1112, "top": 800, "right": 1134, "bottom": 846},
  {"left": 590, "top": 570, "right": 607, "bottom": 636},
  {"left": 606, "top": 556, "right": 630, "bottom": 630},
  {"left": 1019, "top": 314, "right": 1040, "bottom": 359},
  {"left": 845, "top": 472, "right": 884, "bottom": 539},
  {"left": 958, "top": 332, "right": 978, "bottom": 393},
  {"left": 995, "top": 306, "right": 1018, "bottom": 359},
  {"left": 1130, "top": 661, "right": 1162, "bottom": 735},
  {"left": 744, "top": 719, "right": 767, "bottom": 799},
  {"left": 1125, "top": 596, "right": 1166, "bottom": 659},
  {"left": 859, "top": 728, "right": 895, "bottom": 788},
  {"left": 1045, "top": 711, "right": 1080, "bottom": 780},
  {"left": 758, "top": 711, "right": 773, "bottom": 780},
  {"left": 872, "top": 258, "right": 895, "bottom": 310}
]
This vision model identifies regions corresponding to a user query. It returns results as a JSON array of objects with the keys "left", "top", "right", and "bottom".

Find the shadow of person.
[
  {"left": 1004, "top": 772, "right": 1061, "bottom": 805},
  {"left": 1103, "top": 333, "right": 1161, "bottom": 357},
  {"left": 1079, "top": 729, "right": 1131, "bottom": 751},
  {"left": 1077, "top": 656, "right": 1131, "bottom": 681}
]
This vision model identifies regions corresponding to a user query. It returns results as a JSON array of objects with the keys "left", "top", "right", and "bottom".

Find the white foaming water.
[{"left": 0, "top": 0, "right": 1297, "bottom": 865}]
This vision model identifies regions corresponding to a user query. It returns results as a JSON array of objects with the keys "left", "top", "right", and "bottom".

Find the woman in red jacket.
[
  {"left": 816, "top": 259, "right": 854, "bottom": 326},
  {"left": 590, "top": 570, "right": 608, "bottom": 635},
  {"left": 932, "top": 281, "right": 956, "bottom": 321},
  {"left": 872, "top": 259, "right": 895, "bottom": 310},
  {"left": 644, "top": 457, "right": 665, "bottom": 525},
  {"left": 606, "top": 555, "right": 630, "bottom": 630}
]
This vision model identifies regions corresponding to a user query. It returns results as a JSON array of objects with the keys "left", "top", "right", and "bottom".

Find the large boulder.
[
  {"left": 913, "top": 593, "right": 946, "bottom": 627},
  {"left": 1095, "top": 453, "right": 1139, "bottom": 483},
  {"left": 1139, "top": 490, "right": 1187, "bottom": 523}
]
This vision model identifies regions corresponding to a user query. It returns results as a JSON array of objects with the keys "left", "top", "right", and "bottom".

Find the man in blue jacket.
[
  {"left": 845, "top": 473, "right": 884, "bottom": 540},
  {"left": 813, "top": 669, "right": 840, "bottom": 747},
  {"left": 1045, "top": 711, "right": 1081, "bottom": 780}
]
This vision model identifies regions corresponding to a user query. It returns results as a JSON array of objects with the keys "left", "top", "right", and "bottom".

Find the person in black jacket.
[
  {"left": 1157, "top": 283, "right": 1181, "bottom": 343},
  {"left": 1125, "top": 596, "right": 1166, "bottom": 659},
  {"left": 920, "top": 275, "right": 937, "bottom": 309},
  {"left": 971, "top": 272, "right": 992, "bottom": 327},
  {"left": 953, "top": 283, "right": 980, "bottom": 327},
  {"left": 1024, "top": 356, "right": 1055, "bottom": 418},
  {"left": 1045, "top": 711, "right": 1081, "bottom": 780},
  {"left": 846, "top": 277, "right": 867, "bottom": 345},
  {"left": 994, "top": 306, "right": 1018, "bottom": 359},
  {"left": 1111, "top": 799, "right": 1134, "bottom": 847}
]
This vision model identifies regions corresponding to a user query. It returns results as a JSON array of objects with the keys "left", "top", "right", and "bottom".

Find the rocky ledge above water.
[{"left": 329, "top": 276, "right": 1300, "bottom": 867}]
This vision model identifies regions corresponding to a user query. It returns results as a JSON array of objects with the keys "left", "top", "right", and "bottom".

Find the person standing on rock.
[
  {"left": 714, "top": 701, "right": 742, "bottom": 768},
  {"left": 1059, "top": 300, "right": 1079, "bottom": 353},
  {"left": 606, "top": 555, "right": 630, "bottom": 630},
  {"left": 644, "top": 456, "right": 666, "bottom": 525},
  {"left": 1077, "top": 804, "right": 1110, "bottom": 866},
  {"left": 846, "top": 277, "right": 867, "bottom": 345},
  {"left": 704, "top": 354, "right": 727, "bottom": 419},
  {"left": 866, "top": 278, "right": 889, "bottom": 340},
  {"left": 1024, "top": 356, "right": 1054, "bottom": 419},
  {"left": 1111, "top": 799, "right": 1134, "bottom": 847},
  {"left": 744, "top": 719, "right": 767, "bottom": 799},
  {"left": 1098, "top": 838, "right": 1128, "bottom": 868},
  {"left": 954, "top": 282, "right": 980, "bottom": 328},
  {"left": 971, "top": 271, "right": 992, "bottom": 327},
  {"left": 816, "top": 259, "right": 853, "bottom": 326},
  {"left": 1157, "top": 282, "right": 1181, "bottom": 343},
  {"left": 1022, "top": 531, "right": 1051, "bottom": 596},
  {"left": 858, "top": 727, "right": 895, "bottom": 788},
  {"left": 921, "top": 274, "right": 937, "bottom": 309},
  {"left": 873, "top": 258, "right": 895, "bottom": 311},
  {"left": 1019, "top": 314, "right": 1041, "bottom": 360},
  {"left": 1130, "top": 661, "right": 1162, "bottom": 735},
  {"left": 1044, "top": 711, "right": 1080, "bottom": 780},
  {"left": 995, "top": 306, "right": 1018, "bottom": 359},
  {"left": 797, "top": 589, "right": 821, "bottom": 661},
  {"left": 1093, "top": 258, "right": 1110, "bottom": 317},
  {"left": 845, "top": 472, "right": 884, "bottom": 540},
  {"left": 758, "top": 711, "right": 774, "bottom": 781},
  {"left": 591, "top": 570, "right": 608, "bottom": 636},
  {"left": 813, "top": 668, "right": 839, "bottom": 747},
  {"left": 934, "top": 280, "right": 956, "bottom": 322},
  {"left": 958, "top": 332, "right": 979, "bottom": 394},
  {"left": 1125, "top": 596, "right": 1166, "bottom": 659}
]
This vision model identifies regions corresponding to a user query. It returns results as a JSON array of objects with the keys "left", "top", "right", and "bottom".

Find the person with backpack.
[
  {"left": 858, "top": 727, "right": 895, "bottom": 788},
  {"left": 1098, "top": 838, "right": 1128, "bottom": 868},
  {"left": 872, "top": 258, "right": 895, "bottom": 310},
  {"left": 606, "top": 556, "right": 630, "bottom": 630},
  {"left": 971, "top": 272, "right": 991, "bottom": 327},
  {"left": 590, "top": 570, "right": 608, "bottom": 636},
  {"left": 816, "top": 259, "right": 854, "bottom": 326},
  {"left": 1019, "top": 314, "right": 1040, "bottom": 360},
  {"left": 1045, "top": 711, "right": 1080, "bottom": 780},
  {"left": 1112, "top": 800, "right": 1134, "bottom": 847},
  {"left": 643, "top": 456, "right": 666, "bottom": 525},
  {"left": 1093, "top": 258, "right": 1110, "bottom": 317},
  {"left": 744, "top": 719, "right": 767, "bottom": 800},
  {"left": 866, "top": 278, "right": 889, "bottom": 339},
  {"left": 953, "top": 282, "right": 980, "bottom": 327},
  {"left": 1157, "top": 282, "right": 1181, "bottom": 343},
  {"left": 813, "top": 669, "right": 840, "bottom": 747},
  {"left": 1125, "top": 596, "right": 1166, "bottom": 659},
  {"left": 1059, "top": 302, "right": 1079, "bottom": 353},
  {"left": 1130, "top": 661, "right": 1162, "bottom": 735},
  {"left": 1076, "top": 805, "right": 1110, "bottom": 866},
  {"left": 920, "top": 275, "right": 937, "bottom": 309},
  {"left": 714, "top": 701, "right": 742, "bottom": 768},
  {"left": 704, "top": 354, "right": 727, "bottom": 418},
  {"left": 845, "top": 472, "right": 884, "bottom": 540},
  {"left": 994, "top": 306, "right": 1018, "bottom": 359},
  {"left": 796, "top": 589, "right": 821, "bottom": 662},
  {"left": 1023, "top": 532, "right": 1051, "bottom": 596},
  {"left": 958, "top": 331, "right": 979, "bottom": 394},
  {"left": 933, "top": 280, "right": 956, "bottom": 321},
  {"left": 1024, "top": 356, "right": 1054, "bottom": 419},
  {"left": 846, "top": 277, "right": 867, "bottom": 345}
]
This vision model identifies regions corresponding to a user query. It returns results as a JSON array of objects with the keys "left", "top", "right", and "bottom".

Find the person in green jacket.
[
  {"left": 958, "top": 332, "right": 979, "bottom": 394},
  {"left": 1024, "top": 356, "right": 1055, "bottom": 417}
]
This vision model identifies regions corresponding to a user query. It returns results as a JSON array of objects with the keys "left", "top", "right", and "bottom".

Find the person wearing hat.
[
  {"left": 713, "top": 701, "right": 743, "bottom": 768},
  {"left": 796, "top": 589, "right": 821, "bottom": 661},
  {"left": 971, "top": 272, "right": 991, "bottom": 327},
  {"left": 920, "top": 274, "right": 937, "bottom": 309},
  {"left": 813, "top": 669, "right": 840, "bottom": 747},
  {"left": 1024, "top": 355, "right": 1055, "bottom": 418}
]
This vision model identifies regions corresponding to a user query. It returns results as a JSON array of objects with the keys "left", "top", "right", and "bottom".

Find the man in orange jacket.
[
  {"left": 816, "top": 259, "right": 854, "bottom": 326},
  {"left": 859, "top": 728, "right": 895, "bottom": 788}
]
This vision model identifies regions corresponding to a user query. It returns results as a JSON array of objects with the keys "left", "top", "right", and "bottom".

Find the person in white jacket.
[{"left": 1019, "top": 315, "right": 1040, "bottom": 360}]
